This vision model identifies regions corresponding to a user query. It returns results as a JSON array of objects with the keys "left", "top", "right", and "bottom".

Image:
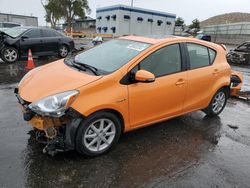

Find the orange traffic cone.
[{"left": 25, "top": 49, "right": 35, "bottom": 70}]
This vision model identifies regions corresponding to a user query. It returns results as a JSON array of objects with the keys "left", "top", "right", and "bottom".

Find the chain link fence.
[{"left": 203, "top": 22, "right": 250, "bottom": 45}]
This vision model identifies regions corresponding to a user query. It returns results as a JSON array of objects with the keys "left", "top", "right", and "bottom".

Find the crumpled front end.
[
  {"left": 15, "top": 88, "right": 83, "bottom": 156},
  {"left": 227, "top": 51, "right": 250, "bottom": 65}
]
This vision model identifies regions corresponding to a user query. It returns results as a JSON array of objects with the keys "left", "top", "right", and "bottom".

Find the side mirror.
[
  {"left": 21, "top": 35, "right": 29, "bottom": 40},
  {"left": 135, "top": 70, "right": 155, "bottom": 83}
]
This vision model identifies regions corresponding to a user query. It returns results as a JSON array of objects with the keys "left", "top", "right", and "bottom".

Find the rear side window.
[
  {"left": 25, "top": 29, "right": 42, "bottom": 38},
  {"left": 42, "top": 29, "right": 58, "bottom": 37},
  {"left": 140, "top": 44, "right": 182, "bottom": 77},
  {"left": 187, "top": 43, "right": 210, "bottom": 69}
]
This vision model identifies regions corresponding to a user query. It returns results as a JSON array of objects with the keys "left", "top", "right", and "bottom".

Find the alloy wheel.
[
  {"left": 4, "top": 48, "right": 18, "bottom": 62},
  {"left": 212, "top": 91, "right": 226, "bottom": 114},
  {"left": 60, "top": 46, "right": 68, "bottom": 57},
  {"left": 83, "top": 118, "right": 116, "bottom": 152}
]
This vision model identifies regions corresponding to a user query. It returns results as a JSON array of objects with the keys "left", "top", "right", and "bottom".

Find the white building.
[{"left": 96, "top": 5, "right": 176, "bottom": 36}]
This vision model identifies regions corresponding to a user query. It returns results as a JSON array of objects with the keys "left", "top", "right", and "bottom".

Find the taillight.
[{"left": 230, "top": 75, "right": 241, "bottom": 87}]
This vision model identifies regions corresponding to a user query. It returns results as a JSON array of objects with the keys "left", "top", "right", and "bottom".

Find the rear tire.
[
  {"left": 58, "top": 45, "right": 68, "bottom": 58},
  {"left": 1, "top": 47, "right": 19, "bottom": 63},
  {"left": 76, "top": 111, "right": 122, "bottom": 157},
  {"left": 203, "top": 88, "right": 228, "bottom": 117}
]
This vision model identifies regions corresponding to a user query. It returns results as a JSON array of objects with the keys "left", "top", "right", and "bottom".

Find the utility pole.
[{"left": 131, "top": 0, "right": 134, "bottom": 7}]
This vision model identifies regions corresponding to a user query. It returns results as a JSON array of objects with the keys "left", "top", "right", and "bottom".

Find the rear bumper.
[{"left": 69, "top": 40, "right": 75, "bottom": 52}]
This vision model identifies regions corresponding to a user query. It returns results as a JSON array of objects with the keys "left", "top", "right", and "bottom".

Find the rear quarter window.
[{"left": 208, "top": 48, "right": 216, "bottom": 64}]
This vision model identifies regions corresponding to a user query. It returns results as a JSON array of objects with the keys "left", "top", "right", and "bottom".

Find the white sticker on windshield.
[{"left": 126, "top": 43, "right": 148, "bottom": 52}]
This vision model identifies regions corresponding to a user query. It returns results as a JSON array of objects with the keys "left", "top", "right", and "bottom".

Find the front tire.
[
  {"left": 76, "top": 111, "right": 122, "bottom": 157},
  {"left": 203, "top": 88, "right": 228, "bottom": 117},
  {"left": 1, "top": 47, "right": 19, "bottom": 63}
]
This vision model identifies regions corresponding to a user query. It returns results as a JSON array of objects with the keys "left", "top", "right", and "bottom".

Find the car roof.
[
  {"left": 119, "top": 35, "right": 174, "bottom": 44},
  {"left": 0, "top": 21, "right": 21, "bottom": 24},
  {"left": 11, "top": 26, "right": 54, "bottom": 30},
  {"left": 119, "top": 35, "right": 223, "bottom": 50}
]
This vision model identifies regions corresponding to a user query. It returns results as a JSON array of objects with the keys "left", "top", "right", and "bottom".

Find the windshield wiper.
[
  {"left": 73, "top": 60, "right": 99, "bottom": 76},
  {"left": 66, "top": 59, "right": 87, "bottom": 72}
]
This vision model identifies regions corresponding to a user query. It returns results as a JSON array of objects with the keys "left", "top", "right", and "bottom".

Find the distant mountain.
[{"left": 200, "top": 12, "right": 250, "bottom": 27}]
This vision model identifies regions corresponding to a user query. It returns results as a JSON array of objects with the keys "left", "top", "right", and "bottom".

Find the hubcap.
[
  {"left": 60, "top": 46, "right": 68, "bottom": 57},
  {"left": 212, "top": 91, "right": 226, "bottom": 114},
  {"left": 4, "top": 48, "right": 17, "bottom": 62},
  {"left": 83, "top": 118, "right": 116, "bottom": 152}
]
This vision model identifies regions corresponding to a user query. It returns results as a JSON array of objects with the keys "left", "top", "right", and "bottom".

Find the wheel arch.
[
  {"left": 220, "top": 85, "right": 230, "bottom": 98},
  {"left": 64, "top": 107, "right": 125, "bottom": 151},
  {"left": 202, "top": 82, "right": 230, "bottom": 111},
  {"left": 60, "top": 43, "right": 69, "bottom": 50},
  {"left": 86, "top": 108, "right": 125, "bottom": 133}
]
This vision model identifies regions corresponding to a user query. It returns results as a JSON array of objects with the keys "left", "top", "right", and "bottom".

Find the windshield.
[
  {"left": 74, "top": 39, "right": 151, "bottom": 73},
  {"left": 3, "top": 27, "right": 28, "bottom": 37}
]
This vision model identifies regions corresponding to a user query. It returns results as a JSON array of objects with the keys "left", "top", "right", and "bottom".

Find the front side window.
[
  {"left": 139, "top": 44, "right": 182, "bottom": 77},
  {"left": 25, "top": 29, "right": 42, "bottom": 38},
  {"left": 74, "top": 40, "right": 151, "bottom": 73},
  {"left": 187, "top": 43, "right": 210, "bottom": 69}
]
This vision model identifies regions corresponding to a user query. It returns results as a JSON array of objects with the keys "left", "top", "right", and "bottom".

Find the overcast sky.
[{"left": 0, "top": 0, "right": 250, "bottom": 26}]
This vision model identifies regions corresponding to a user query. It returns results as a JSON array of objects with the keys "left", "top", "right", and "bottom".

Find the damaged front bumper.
[{"left": 15, "top": 88, "right": 83, "bottom": 156}]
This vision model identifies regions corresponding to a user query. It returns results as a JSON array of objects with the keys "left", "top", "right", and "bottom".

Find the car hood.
[
  {"left": 0, "top": 31, "right": 14, "bottom": 38},
  {"left": 19, "top": 60, "right": 102, "bottom": 102}
]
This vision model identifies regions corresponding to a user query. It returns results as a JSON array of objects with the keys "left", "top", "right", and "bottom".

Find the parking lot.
[{"left": 0, "top": 56, "right": 249, "bottom": 187}]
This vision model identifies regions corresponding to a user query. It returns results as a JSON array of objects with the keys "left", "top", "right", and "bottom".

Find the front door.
[
  {"left": 20, "top": 28, "right": 43, "bottom": 57},
  {"left": 128, "top": 43, "right": 187, "bottom": 128}
]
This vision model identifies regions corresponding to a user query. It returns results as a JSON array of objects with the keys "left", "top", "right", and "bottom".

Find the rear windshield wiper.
[{"left": 73, "top": 61, "right": 99, "bottom": 76}]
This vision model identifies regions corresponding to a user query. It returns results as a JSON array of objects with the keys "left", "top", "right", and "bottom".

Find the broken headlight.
[{"left": 29, "top": 90, "right": 79, "bottom": 117}]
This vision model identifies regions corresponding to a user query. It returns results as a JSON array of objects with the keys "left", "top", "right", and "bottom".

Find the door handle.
[{"left": 175, "top": 79, "right": 185, "bottom": 86}]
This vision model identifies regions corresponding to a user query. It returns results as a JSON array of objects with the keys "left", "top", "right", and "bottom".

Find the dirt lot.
[{"left": 0, "top": 58, "right": 250, "bottom": 188}]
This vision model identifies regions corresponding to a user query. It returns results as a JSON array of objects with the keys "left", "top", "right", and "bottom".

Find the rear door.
[
  {"left": 183, "top": 43, "right": 217, "bottom": 112},
  {"left": 41, "top": 29, "right": 60, "bottom": 55},
  {"left": 128, "top": 43, "right": 188, "bottom": 128},
  {"left": 19, "top": 28, "right": 43, "bottom": 57}
]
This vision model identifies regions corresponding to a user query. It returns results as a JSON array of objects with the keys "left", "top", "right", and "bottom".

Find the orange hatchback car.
[{"left": 16, "top": 36, "right": 231, "bottom": 156}]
